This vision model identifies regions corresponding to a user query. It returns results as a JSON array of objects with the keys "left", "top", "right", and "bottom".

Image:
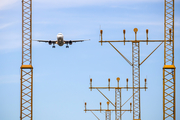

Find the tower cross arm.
[
  {"left": 90, "top": 87, "right": 148, "bottom": 89},
  {"left": 84, "top": 109, "right": 132, "bottom": 112},
  {"left": 99, "top": 40, "right": 168, "bottom": 42}
]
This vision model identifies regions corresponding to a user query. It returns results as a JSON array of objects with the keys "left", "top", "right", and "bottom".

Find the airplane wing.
[
  {"left": 64, "top": 39, "right": 90, "bottom": 43},
  {"left": 33, "top": 40, "right": 57, "bottom": 43}
]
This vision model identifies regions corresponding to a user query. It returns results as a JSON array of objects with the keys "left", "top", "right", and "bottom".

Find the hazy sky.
[{"left": 0, "top": 0, "right": 180, "bottom": 120}]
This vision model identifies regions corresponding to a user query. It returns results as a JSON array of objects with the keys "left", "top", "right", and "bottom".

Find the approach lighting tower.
[
  {"left": 85, "top": 101, "right": 113, "bottom": 120},
  {"left": 85, "top": 77, "right": 147, "bottom": 120},
  {"left": 20, "top": 0, "right": 33, "bottom": 120},
  {"left": 163, "top": 0, "right": 176, "bottom": 120},
  {"left": 99, "top": 28, "right": 169, "bottom": 120}
]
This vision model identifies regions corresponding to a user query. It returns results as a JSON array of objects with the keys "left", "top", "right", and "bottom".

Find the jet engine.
[
  {"left": 48, "top": 40, "right": 52, "bottom": 45},
  {"left": 69, "top": 40, "right": 72, "bottom": 45}
]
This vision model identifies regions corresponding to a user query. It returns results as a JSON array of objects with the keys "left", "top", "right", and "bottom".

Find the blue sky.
[{"left": 0, "top": 0, "right": 180, "bottom": 120}]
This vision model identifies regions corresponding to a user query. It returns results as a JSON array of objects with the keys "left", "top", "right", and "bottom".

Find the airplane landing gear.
[
  {"left": 66, "top": 46, "right": 69, "bottom": 48},
  {"left": 51, "top": 43, "right": 56, "bottom": 48}
]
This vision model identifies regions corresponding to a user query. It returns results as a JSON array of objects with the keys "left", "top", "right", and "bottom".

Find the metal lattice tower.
[
  {"left": 115, "top": 89, "right": 121, "bottom": 120},
  {"left": 132, "top": 29, "right": 141, "bottom": 119},
  {"left": 20, "top": 0, "right": 33, "bottom": 120},
  {"left": 115, "top": 78, "right": 121, "bottom": 120},
  {"left": 106, "top": 110, "right": 111, "bottom": 120},
  {"left": 163, "top": 0, "right": 176, "bottom": 120},
  {"left": 106, "top": 102, "right": 111, "bottom": 120},
  {"left": 132, "top": 42, "right": 140, "bottom": 119}
]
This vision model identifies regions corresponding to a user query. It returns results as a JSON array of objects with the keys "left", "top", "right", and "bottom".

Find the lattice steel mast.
[
  {"left": 132, "top": 28, "right": 140, "bottom": 119},
  {"left": 115, "top": 78, "right": 121, "bottom": 120},
  {"left": 163, "top": 0, "right": 176, "bottom": 120},
  {"left": 20, "top": 0, "right": 33, "bottom": 119}
]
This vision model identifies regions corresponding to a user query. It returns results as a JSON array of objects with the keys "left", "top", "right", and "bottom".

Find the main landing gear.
[
  {"left": 66, "top": 43, "right": 69, "bottom": 48},
  {"left": 52, "top": 43, "right": 55, "bottom": 48},
  {"left": 66, "top": 46, "right": 69, "bottom": 48}
]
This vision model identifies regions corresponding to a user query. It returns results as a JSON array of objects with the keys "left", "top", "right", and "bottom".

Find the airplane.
[{"left": 34, "top": 33, "right": 89, "bottom": 48}]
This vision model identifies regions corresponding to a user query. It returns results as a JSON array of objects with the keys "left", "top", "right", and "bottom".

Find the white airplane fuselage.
[{"left": 57, "top": 33, "right": 64, "bottom": 46}]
